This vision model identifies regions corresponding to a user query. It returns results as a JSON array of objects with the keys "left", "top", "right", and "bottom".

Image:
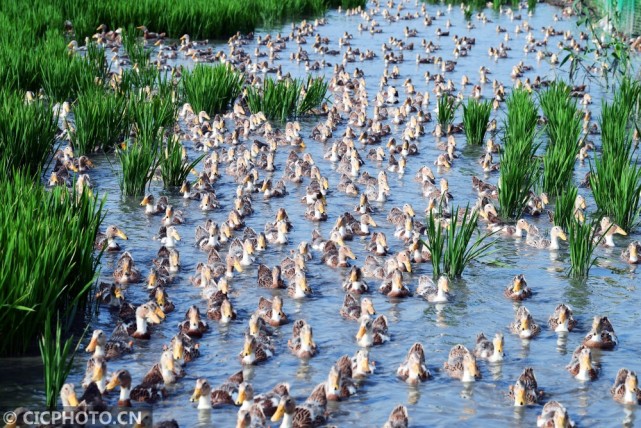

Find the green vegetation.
[
  {"left": 246, "top": 76, "right": 328, "bottom": 121},
  {"left": 436, "top": 95, "right": 458, "bottom": 133},
  {"left": 498, "top": 89, "right": 541, "bottom": 220},
  {"left": 0, "top": 89, "right": 59, "bottom": 178},
  {"left": 539, "top": 81, "right": 582, "bottom": 196},
  {"left": 423, "top": 206, "right": 495, "bottom": 278},
  {"left": 462, "top": 98, "right": 492, "bottom": 146},
  {"left": 72, "top": 87, "right": 128, "bottom": 154},
  {"left": 117, "top": 133, "right": 162, "bottom": 196},
  {"left": 0, "top": 171, "right": 103, "bottom": 356},
  {"left": 161, "top": 136, "right": 205, "bottom": 188},
  {"left": 568, "top": 218, "right": 601, "bottom": 278},
  {"left": 553, "top": 185, "right": 579, "bottom": 232},
  {"left": 182, "top": 64, "right": 244, "bottom": 115}
]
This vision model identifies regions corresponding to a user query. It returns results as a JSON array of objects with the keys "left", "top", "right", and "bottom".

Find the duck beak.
[
  {"left": 106, "top": 376, "right": 119, "bottom": 391},
  {"left": 356, "top": 325, "right": 367, "bottom": 340},
  {"left": 67, "top": 390, "right": 79, "bottom": 407},
  {"left": 404, "top": 260, "right": 412, "bottom": 273},
  {"left": 271, "top": 402, "right": 285, "bottom": 422},
  {"left": 92, "top": 365, "right": 104, "bottom": 382},
  {"left": 86, "top": 336, "right": 98, "bottom": 353},
  {"left": 360, "top": 356, "right": 371, "bottom": 372},
  {"left": 172, "top": 229, "right": 181, "bottom": 241},
  {"left": 243, "top": 341, "right": 252, "bottom": 357},
  {"left": 155, "top": 306, "right": 166, "bottom": 320},
  {"left": 369, "top": 218, "right": 378, "bottom": 227},
  {"left": 558, "top": 230, "right": 567, "bottom": 241},
  {"left": 148, "top": 311, "right": 162, "bottom": 324},
  {"left": 514, "top": 386, "right": 526, "bottom": 406},
  {"left": 190, "top": 388, "right": 202, "bottom": 402},
  {"left": 234, "top": 260, "right": 244, "bottom": 273},
  {"left": 117, "top": 229, "right": 128, "bottom": 240},
  {"left": 173, "top": 342, "right": 184, "bottom": 361},
  {"left": 235, "top": 388, "right": 246, "bottom": 406},
  {"left": 140, "top": 196, "right": 149, "bottom": 206},
  {"left": 615, "top": 226, "right": 627, "bottom": 236}
]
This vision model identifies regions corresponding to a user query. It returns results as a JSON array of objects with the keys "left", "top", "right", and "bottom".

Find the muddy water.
[{"left": 2, "top": 1, "right": 641, "bottom": 427}]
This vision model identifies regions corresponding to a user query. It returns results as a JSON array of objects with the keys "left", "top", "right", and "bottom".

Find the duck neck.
[
  {"left": 93, "top": 344, "right": 105, "bottom": 358},
  {"left": 549, "top": 235, "right": 560, "bottom": 250},
  {"left": 461, "top": 366, "right": 475, "bottom": 382},
  {"left": 241, "top": 250, "right": 252, "bottom": 265},
  {"left": 605, "top": 234, "right": 615, "bottom": 247},
  {"left": 136, "top": 316, "right": 148, "bottom": 335},
  {"left": 360, "top": 223, "right": 369, "bottom": 233},
  {"left": 198, "top": 394, "right": 212, "bottom": 410},
  {"left": 161, "top": 366, "right": 175, "bottom": 384},
  {"left": 281, "top": 412, "right": 294, "bottom": 428},
  {"left": 120, "top": 385, "right": 131, "bottom": 402}
]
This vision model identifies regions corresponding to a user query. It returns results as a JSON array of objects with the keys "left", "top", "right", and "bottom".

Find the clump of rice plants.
[
  {"left": 122, "top": 28, "right": 151, "bottom": 67},
  {"left": 72, "top": 87, "right": 128, "bottom": 154},
  {"left": 117, "top": 133, "right": 162, "bottom": 196},
  {"left": 182, "top": 64, "right": 244, "bottom": 115},
  {"left": 498, "top": 89, "right": 541, "bottom": 220},
  {"left": 436, "top": 95, "right": 458, "bottom": 133},
  {"left": 423, "top": 205, "right": 495, "bottom": 278},
  {"left": 568, "top": 218, "right": 602, "bottom": 278},
  {"left": 161, "top": 135, "right": 205, "bottom": 188},
  {"left": 246, "top": 76, "right": 328, "bottom": 121},
  {"left": 0, "top": 171, "right": 103, "bottom": 356},
  {"left": 590, "top": 96, "right": 641, "bottom": 232},
  {"left": 553, "top": 185, "right": 579, "bottom": 232},
  {"left": 0, "top": 89, "right": 59, "bottom": 177},
  {"left": 128, "top": 94, "right": 177, "bottom": 141},
  {"left": 462, "top": 98, "right": 492, "bottom": 145},
  {"left": 40, "top": 315, "right": 84, "bottom": 409},
  {"left": 539, "top": 81, "right": 582, "bottom": 195}
]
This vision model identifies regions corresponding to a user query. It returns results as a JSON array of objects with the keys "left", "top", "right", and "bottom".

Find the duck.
[
  {"left": 325, "top": 358, "right": 357, "bottom": 401},
  {"left": 526, "top": 225, "right": 567, "bottom": 250},
  {"left": 140, "top": 194, "right": 168, "bottom": 215},
  {"left": 169, "top": 332, "right": 200, "bottom": 366},
  {"left": 596, "top": 217, "right": 627, "bottom": 247},
  {"left": 178, "top": 305, "right": 209, "bottom": 338},
  {"left": 474, "top": 333, "right": 504, "bottom": 362},
  {"left": 288, "top": 269, "right": 312, "bottom": 299},
  {"left": 509, "top": 368, "right": 542, "bottom": 406},
  {"left": 82, "top": 356, "right": 107, "bottom": 393},
  {"left": 207, "top": 297, "right": 237, "bottom": 324},
  {"left": 59, "top": 382, "right": 106, "bottom": 412},
  {"left": 322, "top": 242, "right": 357, "bottom": 268},
  {"left": 387, "top": 204, "right": 415, "bottom": 226},
  {"left": 510, "top": 306, "right": 541, "bottom": 339},
  {"left": 379, "top": 269, "right": 411, "bottom": 298},
  {"left": 305, "top": 199, "right": 327, "bottom": 221},
  {"left": 342, "top": 266, "right": 369, "bottom": 294},
  {"left": 110, "top": 303, "right": 163, "bottom": 340},
  {"left": 503, "top": 274, "right": 532, "bottom": 300},
  {"left": 443, "top": 345, "right": 481, "bottom": 382},
  {"left": 266, "top": 221, "right": 289, "bottom": 245},
  {"left": 113, "top": 252, "right": 142, "bottom": 284},
  {"left": 160, "top": 226, "right": 181, "bottom": 248},
  {"left": 537, "top": 401, "right": 576, "bottom": 428},
  {"left": 366, "top": 232, "right": 389, "bottom": 256},
  {"left": 621, "top": 241, "right": 641, "bottom": 264},
  {"left": 396, "top": 343, "right": 430, "bottom": 385},
  {"left": 257, "top": 264, "right": 286, "bottom": 289},
  {"left": 95, "top": 283, "right": 124, "bottom": 309},
  {"left": 340, "top": 295, "right": 375, "bottom": 320},
  {"left": 383, "top": 405, "right": 409, "bottom": 428},
  {"left": 356, "top": 314, "right": 389, "bottom": 347},
  {"left": 288, "top": 320, "right": 317, "bottom": 359},
  {"left": 105, "top": 369, "right": 166, "bottom": 406},
  {"left": 351, "top": 213, "right": 378, "bottom": 236},
  {"left": 240, "top": 334, "right": 273, "bottom": 365},
  {"left": 150, "top": 286, "right": 175, "bottom": 315},
  {"left": 566, "top": 345, "right": 599, "bottom": 381},
  {"left": 611, "top": 368, "right": 641, "bottom": 404},
  {"left": 162, "top": 205, "right": 185, "bottom": 226},
  {"left": 236, "top": 382, "right": 290, "bottom": 418},
  {"left": 548, "top": 304, "right": 577, "bottom": 333},
  {"left": 582, "top": 316, "right": 617, "bottom": 349},
  {"left": 416, "top": 275, "right": 451, "bottom": 303},
  {"left": 94, "top": 225, "right": 128, "bottom": 251},
  {"left": 140, "top": 350, "right": 184, "bottom": 387},
  {"left": 190, "top": 372, "right": 244, "bottom": 408},
  {"left": 85, "top": 329, "right": 133, "bottom": 361},
  {"left": 236, "top": 406, "right": 266, "bottom": 428},
  {"left": 270, "top": 384, "right": 327, "bottom": 428},
  {"left": 351, "top": 349, "right": 375, "bottom": 378},
  {"left": 257, "top": 296, "right": 289, "bottom": 326}
]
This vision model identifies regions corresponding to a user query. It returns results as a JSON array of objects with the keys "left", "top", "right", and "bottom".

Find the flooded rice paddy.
[{"left": 2, "top": 1, "right": 641, "bottom": 426}]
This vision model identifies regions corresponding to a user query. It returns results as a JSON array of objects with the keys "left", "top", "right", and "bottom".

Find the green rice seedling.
[
  {"left": 117, "top": 133, "right": 162, "bottom": 197},
  {"left": 128, "top": 94, "right": 177, "bottom": 142},
  {"left": 528, "top": 0, "right": 537, "bottom": 11},
  {"left": 297, "top": 76, "right": 329, "bottom": 116},
  {"left": 40, "top": 315, "right": 84, "bottom": 409},
  {"left": 181, "top": 64, "right": 244, "bottom": 115},
  {"left": 568, "top": 217, "right": 602, "bottom": 278},
  {"left": 615, "top": 76, "right": 641, "bottom": 124},
  {"left": 436, "top": 95, "right": 458, "bottom": 133},
  {"left": 160, "top": 135, "right": 205, "bottom": 188},
  {"left": 85, "top": 42, "right": 110, "bottom": 84},
  {"left": 504, "top": 88, "right": 538, "bottom": 148},
  {"left": 423, "top": 206, "right": 495, "bottom": 278},
  {"left": 72, "top": 87, "right": 128, "bottom": 154},
  {"left": 462, "top": 98, "right": 492, "bottom": 145},
  {"left": 552, "top": 185, "right": 579, "bottom": 231},
  {"left": 0, "top": 89, "right": 59, "bottom": 177},
  {"left": 464, "top": 7, "right": 473, "bottom": 21},
  {"left": 122, "top": 28, "right": 151, "bottom": 68},
  {"left": 0, "top": 171, "right": 103, "bottom": 356},
  {"left": 246, "top": 77, "right": 301, "bottom": 121}
]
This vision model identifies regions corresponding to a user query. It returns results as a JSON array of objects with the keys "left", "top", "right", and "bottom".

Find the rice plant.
[
  {"left": 423, "top": 205, "right": 495, "bottom": 278},
  {"left": 462, "top": 98, "right": 492, "bottom": 145},
  {"left": 553, "top": 185, "right": 579, "bottom": 232},
  {"left": 539, "top": 82, "right": 581, "bottom": 195},
  {"left": 0, "top": 171, "right": 103, "bottom": 356},
  {"left": 181, "top": 64, "right": 244, "bottom": 115},
  {"left": 527, "top": 0, "right": 537, "bottom": 11},
  {"left": 498, "top": 89, "right": 541, "bottom": 220},
  {"left": 568, "top": 217, "right": 602, "bottom": 278},
  {"left": 160, "top": 135, "right": 205, "bottom": 188},
  {"left": 0, "top": 89, "right": 59, "bottom": 177},
  {"left": 246, "top": 76, "right": 328, "bottom": 121},
  {"left": 122, "top": 28, "right": 151, "bottom": 68},
  {"left": 590, "top": 97, "right": 641, "bottom": 231},
  {"left": 72, "top": 87, "right": 128, "bottom": 154},
  {"left": 436, "top": 95, "right": 458, "bottom": 133},
  {"left": 117, "top": 133, "right": 162, "bottom": 197},
  {"left": 128, "top": 94, "right": 177, "bottom": 141},
  {"left": 40, "top": 315, "right": 84, "bottom": 409}
]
